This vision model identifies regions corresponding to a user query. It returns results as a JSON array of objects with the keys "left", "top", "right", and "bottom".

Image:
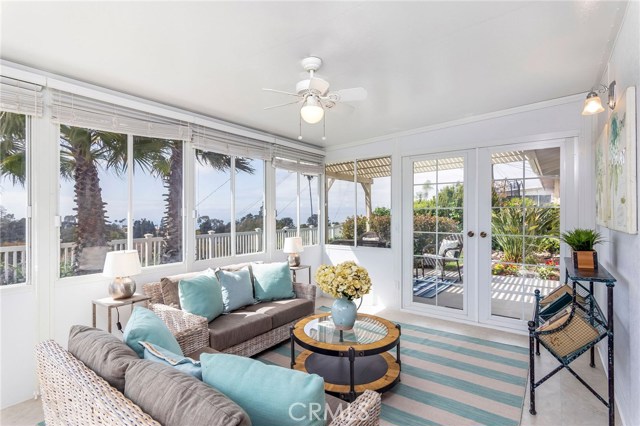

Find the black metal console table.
[{"left": 528, "top": 258, "right": 616, "bottom": 426}]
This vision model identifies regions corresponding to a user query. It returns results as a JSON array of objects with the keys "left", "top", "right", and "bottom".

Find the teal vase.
[{"left": 331, "top": 297, "right": 357, "bottom": 330}]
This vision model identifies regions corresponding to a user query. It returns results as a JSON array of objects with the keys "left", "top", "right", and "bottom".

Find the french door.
[
  {"left": 402, "top": 150, "right": 477, "bottom": 321},
  {"left": 403, "top": 141, "right": 564, "bottom": 329}
]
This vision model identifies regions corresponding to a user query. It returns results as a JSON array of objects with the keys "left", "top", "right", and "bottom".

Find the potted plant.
[
  {"left": 315, "top": 261, "right": 372, "bottom": 330},
  {"left": 560, "top": 228, "right": 605, "bottom": 270}
]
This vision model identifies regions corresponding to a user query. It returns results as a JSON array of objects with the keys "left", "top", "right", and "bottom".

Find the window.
[
  {"left": 235, "top": 158, "right": 264, "bottom": 255},
  {"left": 299, "top": 173, "right": 319, "bottom": 246},
  {"left": 195, "top": 150, "right": 263, "bottom": 259},
  {"left": 326, "top": 156, "right": 391, "bottom": 248},
  {"left": 132, "top": 137, "right": 183, "bottom": 266},
  {"left": 0, "top": 112, "right": 29, "bottom": 285},
  {"left": 274, "top": 169, "right": 320, "bottom": 249},
  {"left": 275, "top": 168, "right": 298, "bottom": 249},
  {"left": 59, "top": 127, "right": 185, "bottom": 277}
]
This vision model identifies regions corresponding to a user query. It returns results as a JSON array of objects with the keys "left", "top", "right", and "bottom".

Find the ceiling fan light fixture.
[
  {"left": 300, "top": 96, "right": 324, "bottom": 124},
  {"left": 582, "top": 91, "right": 605, "bottom": 115}
]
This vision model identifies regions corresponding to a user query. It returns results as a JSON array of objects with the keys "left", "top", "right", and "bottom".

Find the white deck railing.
[{"left": 2, "top": 226, "right": 331, "bottom": 283}]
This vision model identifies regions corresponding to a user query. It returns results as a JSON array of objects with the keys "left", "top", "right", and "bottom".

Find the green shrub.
[
  {"left": 370, "top": 214, "right": 391, "bottom": 242},
  {"left": 340, "top": 215, "right": 369, "bottom": 240},
  {"left": 491, "top": 198, "right": 559, "bottom": 263}
]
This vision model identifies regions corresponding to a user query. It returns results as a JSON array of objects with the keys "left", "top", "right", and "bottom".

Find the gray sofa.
[
  {"left": 35, "top": 327, "right": 382, "bottom": 426},
  {"left": 143, "top": 262, "right": 316, "bottom": 356}
]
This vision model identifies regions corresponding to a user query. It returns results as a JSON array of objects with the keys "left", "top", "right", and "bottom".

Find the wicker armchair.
[
  {"left": 143, "top": 280, "right": 317, "bottom": 357},
  {"left": 36, "top": 340, "right": 381, "bottom": 426}
]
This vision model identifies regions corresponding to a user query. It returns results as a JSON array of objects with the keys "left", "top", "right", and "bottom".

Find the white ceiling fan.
[{"left": 263, "top": 56, "right": 367, "bottom": 140}]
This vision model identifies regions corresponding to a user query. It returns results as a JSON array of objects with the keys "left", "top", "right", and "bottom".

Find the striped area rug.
[{"left": 255, "top": 307, "right": 528, "bottom": 426}]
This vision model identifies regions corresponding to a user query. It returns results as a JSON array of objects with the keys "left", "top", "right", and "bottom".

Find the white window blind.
[
  {"left": 191, "top": 125, "right": 272, "bottom": 161},
  {"left": 50, "top": 90, "right": 190, "bottom": 140},
  {"left": 272, "top": 145, "right": 324, "bottom": 175},
  {"left": 0, "top": 76, "right": 43, "bottom": 116}
]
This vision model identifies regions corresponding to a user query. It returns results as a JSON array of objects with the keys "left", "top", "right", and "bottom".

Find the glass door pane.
[
  {"left": 412, "top": 156, "right": 465, "bottom": 311},
  {"left": 490, "top": 148, "right": 560, "bottom": 320}
]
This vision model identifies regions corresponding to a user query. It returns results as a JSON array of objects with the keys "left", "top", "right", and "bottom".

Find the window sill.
[{"left": 0, "top": 283, "right": 33, "bottom": 295}]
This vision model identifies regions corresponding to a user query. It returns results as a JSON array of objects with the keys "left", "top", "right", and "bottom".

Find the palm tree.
[{"left": 0, "top": 112, "right": 26, "bottom": 185}]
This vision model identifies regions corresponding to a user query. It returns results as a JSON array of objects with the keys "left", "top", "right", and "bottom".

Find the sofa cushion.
[
  {"left": 125, "top": 359, "right": 251, "bottom": 426},
  {"left": 215, "top": 268, "right": 255, "bottom": 313},
  {"left": 243, "top": 298, "right": 314, "bottom": 328},
  {"left": 161, "top": 271, "right": 206, "bottom": 308},
  {"left": 141, "top": 341, "right": 202, "bottom": 380},
  {"left": 201, "top": 353, "right": 325, "bottom": 426},
  {"left": 207, "top": 311, "right": 272, "bottom": 351},
  {"left": 123, "top": 306, "right": 184, "bottom": 358},
  {"left": 68, "top": 325, "right": 139, "bottom": 393},
  {"left": 179, "top": 273, "right": 224, "bottom": 322},
  {"left": 251, "top": 262, "right": 296, "bottom": 302},
  {"left": 219, "top": 261, "right": 256, "bottom": 272}
]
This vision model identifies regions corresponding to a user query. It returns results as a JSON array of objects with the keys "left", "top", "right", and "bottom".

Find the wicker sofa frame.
[
  {"left": 36, "top": 340, "right": 382, "bottom": 426},
  {"left": 143, "top": 280, "right": 317, "bottom": 356}
]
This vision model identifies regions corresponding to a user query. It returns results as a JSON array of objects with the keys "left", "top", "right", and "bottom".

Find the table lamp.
[
  {"left": 103, "top": 250, "right": 142, "bottom": 299},
  {"left": 283, "top": 237, "right": 304, "bottom": 267}
]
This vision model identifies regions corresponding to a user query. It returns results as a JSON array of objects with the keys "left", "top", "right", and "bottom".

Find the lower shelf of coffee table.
[{"left": 293, "top": 350, "right": 400, "bottom": 397}]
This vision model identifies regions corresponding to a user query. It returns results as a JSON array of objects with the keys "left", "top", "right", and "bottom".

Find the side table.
[
  {"left": 92, "top": 294, "right": 150, "bottom": 333},
  {"left": 290, "top": 264, "right": 311, "bottom": 284}
]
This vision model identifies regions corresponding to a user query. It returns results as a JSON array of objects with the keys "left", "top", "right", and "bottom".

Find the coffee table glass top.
[{"left": 303, "top": 315, "right": 389, "bottom": 346}]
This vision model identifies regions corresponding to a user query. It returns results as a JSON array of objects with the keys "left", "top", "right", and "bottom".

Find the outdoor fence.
[{"left": 1, "top": 226, "right": 340, "bottom": 284}]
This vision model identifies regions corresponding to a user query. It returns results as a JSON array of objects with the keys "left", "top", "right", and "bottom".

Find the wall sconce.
[{"left": 582, "top": 81, "right": 616, "bottom": 115}]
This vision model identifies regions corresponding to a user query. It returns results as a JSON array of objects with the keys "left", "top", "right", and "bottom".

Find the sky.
[{"left": 1, "top": 151, "right": 558, "bottom": 232}]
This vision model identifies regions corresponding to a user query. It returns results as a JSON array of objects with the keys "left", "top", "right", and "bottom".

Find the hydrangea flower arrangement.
[{"left": 315, "top": 261, "right": 372, "bottom": 300}]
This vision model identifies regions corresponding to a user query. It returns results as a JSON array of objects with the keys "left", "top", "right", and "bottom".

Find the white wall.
[{"left": 593, "top": 3, "right": 640, "bottom": 426}]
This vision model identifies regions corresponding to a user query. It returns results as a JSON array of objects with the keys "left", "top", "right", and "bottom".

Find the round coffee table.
[{"left": 290, "top": 313, "right": 401, "bottom": 401}]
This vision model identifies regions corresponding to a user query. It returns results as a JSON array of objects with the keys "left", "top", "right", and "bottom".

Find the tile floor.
[{"left": 0, "top": 298, "right": 620, "bottom": 426}]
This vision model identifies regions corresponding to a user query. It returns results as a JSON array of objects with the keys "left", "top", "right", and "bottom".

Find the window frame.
[
  {"left": 325, "top": 155, "right": 392, "bottom": 249},
  {"left": 274, "top": 167, "right": 321, "bottom": 248},
  {"left": 0, "top": 113, "right": 31, "bottom": 286},
  {"left": 193, "top": 148, "right": 267, "bottom": 262},
  {"left": 56, "top": 129, "right": 187, "bottom": 280}
]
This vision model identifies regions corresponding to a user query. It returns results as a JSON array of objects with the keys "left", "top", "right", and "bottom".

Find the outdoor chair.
[{"left": 422, "top": 237, "right": 463, "bottom": 282}]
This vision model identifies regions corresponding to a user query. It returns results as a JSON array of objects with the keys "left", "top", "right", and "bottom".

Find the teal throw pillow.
[
  {"left": 201, "top": 353, "right": 325, "bottom": 426},
  {"left": 123, "top": 306, "right": 183, "bottom": 358},
  {"left": 251, "top": 262, "right": 295, "bottom": 302},
  {"left": 215, "top": 268, "right": 255, "bottom": 313},
  {"left": 179, "top": 273, "right": 224, "bottom": 322},
  {"left": 140, "top": 341, "right": 202, "bottom": 380},
  {"left": 539, "top": 292, "right": 573, "bottom": 320}
]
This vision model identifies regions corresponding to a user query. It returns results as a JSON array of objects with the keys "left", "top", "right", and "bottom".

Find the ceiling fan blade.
[
  {"left": 264, "top": 100, "right": 302, "bottom": 110},
  {"left": 263, "top": 88, "right": 301, "bottom": 97},
  {"left": 326, "top": 101, "right": 355, "bottom": 116},
  {"left": 334, "top": 87, "right": 368, "bottom": 102}
]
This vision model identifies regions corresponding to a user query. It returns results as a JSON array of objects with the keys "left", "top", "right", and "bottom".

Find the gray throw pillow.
[
  {"left": 67, "top": 325, "right": 139, "bottom": 392},
  {"left": 124, "top": 359, "right": 251, "bottom": 426}
]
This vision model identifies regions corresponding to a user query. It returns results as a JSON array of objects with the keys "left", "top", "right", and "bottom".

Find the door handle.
[
  {"left": 467, "top": 231, "right": 475, "bottom": 237},
  {"left": 480, "top": 231, "right": 487, "bottom": 238}
]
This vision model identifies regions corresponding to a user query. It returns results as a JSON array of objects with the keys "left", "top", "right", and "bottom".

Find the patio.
[{"left": 413, "top": 268, "right": 560, "bottom": 320}]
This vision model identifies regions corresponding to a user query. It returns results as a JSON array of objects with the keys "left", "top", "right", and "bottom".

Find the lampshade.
[
  {"left": 103, "top": 250, "right": 142, "bottom": 278},
  {"left": 283, "top": 237, "right": 304, "bottom": 254},
  {"left": 582, "top": 91, "right": 605, "bottom": 115},
  {"left": 300, "top": 97, "right": 324, "bottom": 124}
]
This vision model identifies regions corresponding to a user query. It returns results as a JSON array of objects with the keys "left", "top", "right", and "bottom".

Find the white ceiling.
[{"left": 0, "top": 1, "right": 626, "bottom": 148}]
